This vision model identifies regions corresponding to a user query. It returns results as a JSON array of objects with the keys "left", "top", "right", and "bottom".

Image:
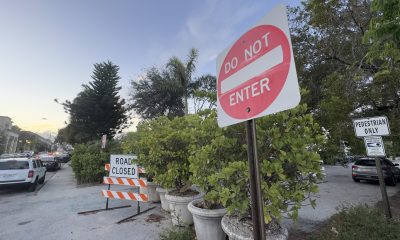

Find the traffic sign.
[
  {"left": 364, "top": 136, "right": 386, "bottom": 157},
  {"left": 109, "top": 154, "right": 138, "bottom": 179},
  {"left": 353, "top": 116, "right": 390, "bottom": 137},
  {"left": 216, "top": 5, "right": 300, "bottom": 127}
]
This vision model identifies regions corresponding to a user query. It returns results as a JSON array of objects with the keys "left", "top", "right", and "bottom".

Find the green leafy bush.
[
  {"left": 124, "top": 115, "right": 202, "bottom": 191},
  {"left": 310, "top": 205, "right": 400, "bottom": 240},
  {"left": 124, "top": 104, "right": 323, "bottom": 223},
  {"left": 189, "top": 110, "right": 246, "bottom": 209},
  {"left": 204, "top": 104, "right": 325, "bottom": 223},
  {"left": 159, "top": 226, "right": 194, "bottom": 240},
  {"left": 71, "top": 140, "right": 122, "bottom": 184}
]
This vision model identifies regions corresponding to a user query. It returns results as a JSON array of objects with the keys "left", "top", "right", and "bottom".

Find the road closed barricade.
[{"left": 102, "top": 154, "right": 148, "bottom": 202}]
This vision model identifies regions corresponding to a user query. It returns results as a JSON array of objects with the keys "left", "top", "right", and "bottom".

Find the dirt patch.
[
  {"left": 168, "top": 189, "right": 199, "bottom": 197},
  {"left": 194, "top": 200, "right": 225, "bottom": 210},
  {"left": 288, "top": 229, "right": 309, "bottom": 240},
  {"left": 145, "top": 213, "right": 165, "bottom": 223}
]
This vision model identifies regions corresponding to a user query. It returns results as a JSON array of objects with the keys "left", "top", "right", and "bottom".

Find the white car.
[{"left": 0, "top": 157, "right": 46, "bottom": 192}]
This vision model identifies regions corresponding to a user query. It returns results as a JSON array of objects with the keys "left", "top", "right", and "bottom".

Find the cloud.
[{"left": 171, "top": 0, "right": 263, "bottom": 75}]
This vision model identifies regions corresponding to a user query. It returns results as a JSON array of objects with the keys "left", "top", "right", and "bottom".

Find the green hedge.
[
  {"left": 71, "top": 140, "right": 122, "bottom": 184},
  {"left": 310, "top": 205, "right": 400, "bottom": 240}
]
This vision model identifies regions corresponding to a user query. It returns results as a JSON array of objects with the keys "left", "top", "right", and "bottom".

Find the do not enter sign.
[{"left": 216, "top": 5, "right": 300, "bottom": 127}]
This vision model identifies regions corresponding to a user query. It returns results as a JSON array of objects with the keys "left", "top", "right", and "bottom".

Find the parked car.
[
  {"left": 0, "top": 153, "right": 31, "bottom": 159},
  {"left": 55, "top": 152, "right": 70, "bottom": 163},
  {"left": 0, "top": 157, "right": 46, "bottom": 191},
  {"left": 352, "top": 158, "right": 400, "bottom": 186},
  {"left": 0, "top": 154, "right": 13, "bottom": 159},
  {"left": 39, "top": 154, "right": 61, "bottom": 171},
  {"left": 22, "top": 151, "right": 35, "bottom": 157}
]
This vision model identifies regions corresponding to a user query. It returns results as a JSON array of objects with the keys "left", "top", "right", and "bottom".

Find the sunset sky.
[{"left": 0, "top": 0, "right": 299, "bottom": 138}]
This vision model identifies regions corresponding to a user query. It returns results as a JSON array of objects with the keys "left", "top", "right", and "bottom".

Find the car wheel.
[
  {"left": 28, "top": 178, "right": 38, "bottom": 192},
  {"left": 391, "top": 175, "right": 397, "bottom": 186},
  {"left": 39, "top": 175, "right": 45, "bottom": 184},
  {"left": 352, "top": 177, "right": 360, "bottom": 182}
]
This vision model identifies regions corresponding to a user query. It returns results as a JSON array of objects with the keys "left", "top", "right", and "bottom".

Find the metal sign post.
[
  {"left": 246, "top": 119, "right": 265, "bottom": 239},
  {"left": 374, "top": 157, "right": 392, "bottom": 218},
  {"left": 105, "top": 183, "right": 111, "bottom": 210}
]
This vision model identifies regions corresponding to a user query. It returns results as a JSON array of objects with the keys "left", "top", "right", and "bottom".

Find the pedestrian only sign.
[
  {"left": 353, "top": 116, "right": 390, "bottom": 137},
  {"left": 216, "top": 5, "right": 300, "bottom": 127},
  {"left": 109, "top": 154, "right": 138, "bottom": 179},
  {"left": 364, "top": 136, "right": 386, "bottom": 157},
  {"left": 353, "top": 116, "right": 392, "bottom": 218}
]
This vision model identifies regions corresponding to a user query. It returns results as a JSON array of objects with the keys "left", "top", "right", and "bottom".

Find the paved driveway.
[{"left": 284, "top": 164, "right": 399, "bottom": 232}]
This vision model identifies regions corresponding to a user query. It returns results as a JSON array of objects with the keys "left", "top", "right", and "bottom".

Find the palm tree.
[
  {"left": 166, "top": 48, "right": 199, "bottom": 115},
  {"left": 130, "top": 48, "right": 217, "bottom": 119},
  {"left": 130, "top": 67, "right": 185, "bottom": 119}
]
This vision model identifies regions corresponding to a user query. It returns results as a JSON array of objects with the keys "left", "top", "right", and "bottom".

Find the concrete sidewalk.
[{"left": 0, "top": 163, "right": 172, "bottom": 240}]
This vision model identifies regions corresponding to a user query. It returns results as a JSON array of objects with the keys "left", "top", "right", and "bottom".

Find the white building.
[{"left": 0, "top": 116, "right": 19, "bottom": 154}]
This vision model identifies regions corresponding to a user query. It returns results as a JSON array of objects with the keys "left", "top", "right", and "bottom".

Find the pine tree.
[{"left": 61, "top": 61, "right": 128, "bottom": 143}]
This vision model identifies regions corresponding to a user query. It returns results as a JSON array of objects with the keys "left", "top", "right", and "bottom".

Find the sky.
[{"left": 0, "top": 0, "right": 300, "bottom": 138}]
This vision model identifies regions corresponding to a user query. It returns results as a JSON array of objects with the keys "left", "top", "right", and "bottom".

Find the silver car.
[{"left": 352, "top": 158, "right": 400, "bottom": 186}]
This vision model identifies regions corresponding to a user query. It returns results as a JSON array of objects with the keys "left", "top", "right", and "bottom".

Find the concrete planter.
[
  {"left": 165, "top": 191, "right": 204, "bottom": 226},
  {"left": 140, "top": 181, "right": 160, "bottom": 203},
  {"left": 188, "top": 199, "right": 227, "bottom": 240},
  {"left": 156, "top": 187, "right": 170, "bottom": 211},
  {"left": 221, "top": 214, "right": 288, "bottom": 240}
]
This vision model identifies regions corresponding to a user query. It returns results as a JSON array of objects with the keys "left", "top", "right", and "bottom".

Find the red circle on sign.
[{"left": 218, "top": 25, "right": 291, "bottom": 119}]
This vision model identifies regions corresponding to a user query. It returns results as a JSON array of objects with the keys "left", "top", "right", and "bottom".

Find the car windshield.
[
  {"left": 355, "top": 159, "right": 376, "bottom": 166},
  {"left": 40, "top": 156, "right": 55, "bottom": 162},
  {"left": 0, "top": 160, "right": 29, "bottom": 170}
]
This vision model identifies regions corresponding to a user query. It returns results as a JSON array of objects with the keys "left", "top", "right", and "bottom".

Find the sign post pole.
[
  {"left": 374, "top": 157, "right": 392, "bottom": 218},
  {"left": 105, "top": 183, "right": 111, "bottom": 210},
  {"left": 246, "top": 119, "right": 265, "bottom": 239}
]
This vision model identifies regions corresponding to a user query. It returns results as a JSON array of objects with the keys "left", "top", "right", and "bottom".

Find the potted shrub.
[
  {"left": 122, "top": 132, "right": 162, "bottom": 203},
  {"left": 208, "top": 104, "right": 325, "bottom": 239},
  {"left": 129, "top": 116, "right": 204, "bottom": 225},
  {"left": 139, "top": 172, "right": 160, "bottom": 203},
  {"left": 187, "top": 110, "right": 245, "bottom": 240}
]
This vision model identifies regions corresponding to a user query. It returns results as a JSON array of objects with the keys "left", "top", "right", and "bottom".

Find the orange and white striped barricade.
[
  {"left": 103, "top": 177, "right": 147, "bottom": 187},
  {"left": 100, "top": 155, "right": 155, "bottom": 223},
  {"left": 101, "top": 190, "right": 149, "bottom": 202}
]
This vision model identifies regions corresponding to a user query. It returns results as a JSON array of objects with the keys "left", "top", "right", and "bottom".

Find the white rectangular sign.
[
  {"left": 109, "top": 154, "right": 138, "bottom": 179},
  {"left": 101, "top": 134, "right": 107, "bottom": 149},
  {"left": 353, "top": 116, "right": 390, "bottom": 137},
  {"left": 364, "top": 136, "right": 386, "bottom": 157}
]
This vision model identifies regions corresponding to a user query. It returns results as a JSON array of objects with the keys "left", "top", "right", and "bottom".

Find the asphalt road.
[
  {"left": 0, "top": 163, "right": 398, "bottom": 239},
  {"left": 0, "top": 163, "right": 169, "bottom": 240},
  {"left": 0, "top": 168, "right": 58, "bottom": 195}
]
